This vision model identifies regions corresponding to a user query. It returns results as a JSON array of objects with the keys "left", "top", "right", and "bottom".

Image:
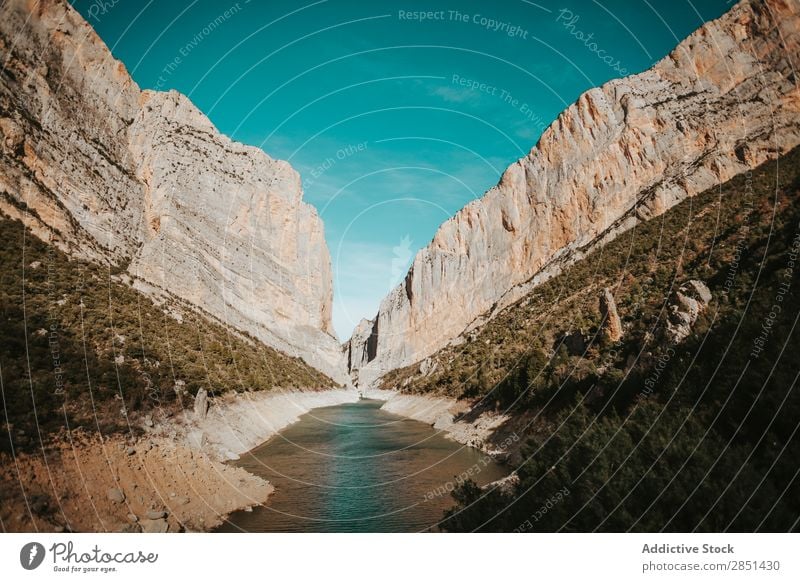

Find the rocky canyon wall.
[
  {"left": 0, "top": 0, "right": 347, "bottom": 383},
  {"left": 348, "top": 0, "right": 800, "bottom": 387}
]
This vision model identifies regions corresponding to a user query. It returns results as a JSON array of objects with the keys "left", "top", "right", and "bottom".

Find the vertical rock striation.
[
  {"left": 599, "top": 289, "right": 623, "bottom": 343},
  {"left": 348, "top": 0, "right": 800, "bottom": 387},
  {"left": 0, "top": 0, "right": 347, "bottom": 383}
]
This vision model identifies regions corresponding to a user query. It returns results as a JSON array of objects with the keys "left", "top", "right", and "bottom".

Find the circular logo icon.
[{"left": 20, "top": 542, "right": 45, "bottom": 570}]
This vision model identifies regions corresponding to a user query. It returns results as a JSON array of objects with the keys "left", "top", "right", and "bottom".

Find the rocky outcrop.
[
  {"left": 665, "top": 280, "right": 712, "bottom": 344},
  {"left": 0, "top": 0, "right": 346, "bottom": 383},
  {"left": 600, "top": 288, "right": 623, "bottom": 343},
  {"left": 193, "top": 388, "right": 209, "bottom": 420},
  {"left": 348, "top": 0, "right": 800, "bottom": 386}
]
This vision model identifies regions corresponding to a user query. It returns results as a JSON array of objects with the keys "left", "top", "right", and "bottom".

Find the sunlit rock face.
[
  {"left": 0, "top": 0, "right": 347, "bottom": 384},
  {"left": 347, "top": 0, "right": 800, "bottom": 387}
]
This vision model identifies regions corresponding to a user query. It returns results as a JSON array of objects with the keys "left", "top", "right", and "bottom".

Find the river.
[{"left": 216, "top": 398, "right": 508, "bottom": 532}]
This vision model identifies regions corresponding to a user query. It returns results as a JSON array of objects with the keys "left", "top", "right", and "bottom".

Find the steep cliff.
[
  {"left": 348, "top": 0, "right": 800, "bottom": 387},
  {"left": 0, "top": 0, "right": 346, "bottom": 383}
]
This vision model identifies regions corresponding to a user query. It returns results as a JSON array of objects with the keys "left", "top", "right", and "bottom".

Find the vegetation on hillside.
[
  {"left": 0, "top": 217, "right": 335, "bottom": 453},
  {"left": 383, "top": 148, "right": 800, "bottom": 531}
]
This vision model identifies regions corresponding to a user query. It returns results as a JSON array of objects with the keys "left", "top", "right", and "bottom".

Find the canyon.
[
  {"left": 3, "top": 0, "right": 797, "bottom": 393},
  {"left": 346, "top": 0, "right": 800, "bottom": 388},
  {"left": 1, "top": 0, "right": 799, "bottom": 532}
]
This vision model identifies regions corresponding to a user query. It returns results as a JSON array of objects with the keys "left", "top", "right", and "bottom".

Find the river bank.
[
  {"left": 0, "top": 433, "right": 274, "bottom": 532},
  {"left": 362, "top": 389, "right": 528, "bottom": 463},
  {"left": 166, "top": 388, "right": 361, "bottom": 462},
  {"left": 0, "top": 388, "right": 360, "bottom": 532},
  {"left": 217, "top": 398, "right": 511, "bottom": 532},
  {"left": 0, "top": 387, "right": 524, "bottom": 532}
]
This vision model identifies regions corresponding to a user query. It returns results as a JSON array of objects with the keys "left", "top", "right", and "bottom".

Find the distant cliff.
[
  {"left": 347, "top": 0, "right": 800, "bottom": 387},
  {"left": 0, "top": 0, "right": 346, "bottom": 383}
]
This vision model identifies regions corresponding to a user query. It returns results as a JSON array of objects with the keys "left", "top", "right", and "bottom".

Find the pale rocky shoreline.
[
  {"left": 0, "top": 387, "right": 522, "bottom": 533},
  {"left": 0, "top": 433, "right": 274, "bottom": 533},
  {"left": 363, "top": 389, "right": 526, "bottom": 463},
  {"left": 168, "top": 388, "right": 361, "bottom": 463},
  {"left": 0, "top": 388, "right": 360, "bottom": 532}
]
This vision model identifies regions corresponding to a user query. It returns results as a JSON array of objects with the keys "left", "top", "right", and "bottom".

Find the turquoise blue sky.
[{"left": 72, "top": 0, "right": 732, "bottom": 340}]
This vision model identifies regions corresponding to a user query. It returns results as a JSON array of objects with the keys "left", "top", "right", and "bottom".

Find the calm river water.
[{"left": 216, "top": 399, "right": 508, "bottom": 532}]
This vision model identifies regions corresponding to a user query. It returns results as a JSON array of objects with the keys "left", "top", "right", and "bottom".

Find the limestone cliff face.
[
  {"left": 348, "top": 0, "right": 800, "bottom": 387},
  {"left": 0, "top": 0, "right": 142, "bottom": 262},
  {"left": 0, "top": 0, "right": 346, "bottom": 383},
  {"left": 125, "top": 90, "right": 343, "bottom": 381}
]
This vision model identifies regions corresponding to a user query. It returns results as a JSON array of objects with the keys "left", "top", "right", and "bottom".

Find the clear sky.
[{"left": 71, "top": 0, "right": 732, "bottom": 340}]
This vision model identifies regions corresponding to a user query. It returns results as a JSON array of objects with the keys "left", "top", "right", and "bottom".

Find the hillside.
[
  {"left": 388, "top": 147, "right": 800, "bottom": 531},
  {"left": 0, "top": 215, "right": 335, "bottom": 455}
]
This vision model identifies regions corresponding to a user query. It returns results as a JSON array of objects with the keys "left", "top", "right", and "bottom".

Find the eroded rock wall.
[
  {"left": 0, "top": 0, "right": 347, "bottom": 383},
  {"left": 348, "top": 0, "right": 800, "bottom": 387}
]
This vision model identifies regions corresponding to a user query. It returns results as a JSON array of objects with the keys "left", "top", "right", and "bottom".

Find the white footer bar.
[{"left": 1, "top": 533, "right": 797, "bottom": 581}]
